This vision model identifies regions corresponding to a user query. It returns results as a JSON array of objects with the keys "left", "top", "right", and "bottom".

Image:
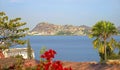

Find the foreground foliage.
[
  {"left": 37, "top": 49, "right": 72, "bottom": 70},
  {"left": 0, "top": 49, "right": 72, "bottom": 70},
  {"left": 0, "top": 12, "right": 29, "bottom": 50}
]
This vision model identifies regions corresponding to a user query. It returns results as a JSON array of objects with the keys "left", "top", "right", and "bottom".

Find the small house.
[{"left": 2, "top": 48, "right": 35, "bottom": 59}]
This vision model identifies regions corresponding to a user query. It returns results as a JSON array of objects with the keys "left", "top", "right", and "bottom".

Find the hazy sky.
[{"left": 0, "top": 0, "right": 120, "bottom": 30}]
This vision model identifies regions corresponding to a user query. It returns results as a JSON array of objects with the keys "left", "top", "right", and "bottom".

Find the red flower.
[
  {"left": 40, "top": 55, "right": 45, "bottom": 58},
  {"left": 51, "top": 61, "right": 65, "bottom": 70},
  {"left": 38, "top": 49, "right": 72, "bottom": 70},
  {"left": 40, "top": 49, "right": 57, "bottom": 61},
  {"left": 44, "top": 62, "right": 51, "bottom": 70}
]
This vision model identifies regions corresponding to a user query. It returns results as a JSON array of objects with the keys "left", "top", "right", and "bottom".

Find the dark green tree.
[
  {"left": 27, "top": 40, "right": 33, "bottom": 59},
  {"left": 0, "top": 12, "right": 29, "bottom": 49},
  {"left": 90, "top": 21, "right": 118, "bottom": 62}
]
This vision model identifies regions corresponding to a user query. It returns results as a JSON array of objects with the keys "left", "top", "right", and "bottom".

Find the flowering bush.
[
  {"left": 36, "top": 49, "right": 72, "bottom": 70},
  {"left": 41, "top": 49, "right": 56, "bottom": 61}
]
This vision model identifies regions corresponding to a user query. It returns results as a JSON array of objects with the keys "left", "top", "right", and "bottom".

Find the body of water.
[{"left": 20, "top": 36, "right": 120, "bottom": 62}]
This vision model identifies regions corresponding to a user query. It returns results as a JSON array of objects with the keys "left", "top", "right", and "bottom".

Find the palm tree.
[{"left": 90, "top": 21, "right": 118, "bottom": 61}]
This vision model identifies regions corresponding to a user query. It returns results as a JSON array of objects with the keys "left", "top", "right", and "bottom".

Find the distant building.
[{"left": 2, "top": 48, "right": 35, "bottom": 59}]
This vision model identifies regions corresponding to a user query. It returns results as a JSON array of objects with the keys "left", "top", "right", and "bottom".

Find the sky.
[{"left": 0, "top": 0, "right": 120, "bottom": 30}]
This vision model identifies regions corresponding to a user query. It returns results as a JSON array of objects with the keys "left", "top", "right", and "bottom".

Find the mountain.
[
  {"left": 31, "top": 22, "right": 56, "bottom": 33},
  {"left": 29, "top": 22, "right": 91, "bottom": 35},
  {"left": 79, "top": 25, "right": 91, "bottom": 30}
]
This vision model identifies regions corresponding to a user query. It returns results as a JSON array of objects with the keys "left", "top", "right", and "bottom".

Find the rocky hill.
[
  {"left": 30, "top": 22, "right": 91, "bottom": 35},
  {"left": 29, "top": 22, "right": 120, "bottom": 36}
]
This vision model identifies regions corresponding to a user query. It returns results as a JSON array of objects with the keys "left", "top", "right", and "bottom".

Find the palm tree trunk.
[{"left": 104, "top": 39, "right": 107, "bottom": 62}]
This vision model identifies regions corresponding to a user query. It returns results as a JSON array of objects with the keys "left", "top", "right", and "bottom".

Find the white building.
[{"left": 2, "top": 48, "right": 35, "bottom": 59}]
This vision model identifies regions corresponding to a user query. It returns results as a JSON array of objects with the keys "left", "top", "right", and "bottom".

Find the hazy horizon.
[{"left": 0, "top": 0, "right": 120, "bottom": 30}]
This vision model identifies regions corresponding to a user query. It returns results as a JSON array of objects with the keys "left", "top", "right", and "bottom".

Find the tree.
[
  {"left": 27, "top": 40, "right": 33, "bottom": 59},
  {"left": 90, "top": 21, "right": 118, "bottom": 62},
  {"left": 0, "top": 12, "right": 29, "bottom": 49}
]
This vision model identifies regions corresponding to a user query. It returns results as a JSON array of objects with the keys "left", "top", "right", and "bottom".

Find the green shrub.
[
  {"left": 107, "top": 53, "right": 120, "bottom": 59},
  {"left": 15, "top": 55, "right": 23, "bottom": 59}
]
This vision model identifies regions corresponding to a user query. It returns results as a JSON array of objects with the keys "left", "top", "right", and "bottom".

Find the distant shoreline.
[
  {"left": 27, "top": 35, "right": 120, "bottom": 36},
  {"left": 27, "top": 34, "right": 87, "bottom": 36}
]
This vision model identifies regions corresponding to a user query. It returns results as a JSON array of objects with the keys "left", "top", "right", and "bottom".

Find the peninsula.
[
  {"left": 28, "top": 22, "right": 91, "bottom": 36},
  {"left": 28, "top": 22, "right": 120, "bottom": 36}
]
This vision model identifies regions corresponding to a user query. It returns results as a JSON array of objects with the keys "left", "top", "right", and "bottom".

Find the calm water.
[{"left": 20, "top": 36, "right": 120, "bottom": 62}]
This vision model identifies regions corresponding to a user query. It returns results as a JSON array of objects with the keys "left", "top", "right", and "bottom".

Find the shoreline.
[{"left": 27, "top": 34, "right": 120, "bottom": 36}]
